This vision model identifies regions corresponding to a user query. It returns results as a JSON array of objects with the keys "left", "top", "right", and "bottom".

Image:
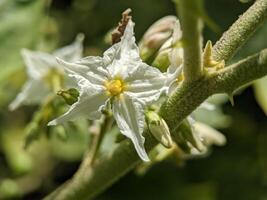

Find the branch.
[
  {"left": 160, "top": 48, "right": 267, "bottom": 130},
  {"left": 176, "top": 0, "right": 203, "bottom": 81},
  {"left": 44, "top": 49, "right": 267, "bottom": 200},
  {"left": 212, "top": 0, "right": 267, "bottom": 62},
  {"left": 44, "top": 130, "right": 157, "bottom": 200}
]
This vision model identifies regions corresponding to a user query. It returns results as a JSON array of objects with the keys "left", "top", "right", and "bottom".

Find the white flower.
[
  {"left": 9, "top": 34, "right": 84, "bottom": 111},
  {"left": 48, "top": 20, "right": 166, "bottom": 161}
]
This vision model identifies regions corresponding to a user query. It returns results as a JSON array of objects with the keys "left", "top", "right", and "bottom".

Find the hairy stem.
[
  {"left": 212, "top": 0, "right": 267, "bottom": 62},
  {"left": 44, "top": 49, "right": 267, "bottom": 200},
  {"left": 160, "top": 48, "right": 267, "bottom": 131},
  {"left": 176, "top": 0, "right": 203, "bottom": 82},
  {"left": 44, "top": 130, "right": 157, "bottom": 200}
]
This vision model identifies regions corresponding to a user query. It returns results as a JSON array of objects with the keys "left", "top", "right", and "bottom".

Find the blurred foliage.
[{"left": 0, "top": 0, "right": 266, "bottom": 199}]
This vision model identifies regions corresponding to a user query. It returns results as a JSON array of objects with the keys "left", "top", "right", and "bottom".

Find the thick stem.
[
  {"left": 44, "top": 130, "right": 157, "bottom": 200},
  {"left": 160, "top": 48, "right": 267, "bottom": 131},
  {"left": 176, "top": 0, "right": 203, "bottom": 82},
  {"left": 212, "top": 0, "right": 267, "bottom": 62},
  {"left": 44, "top": 49, "right": 267, "bottom": 200}
]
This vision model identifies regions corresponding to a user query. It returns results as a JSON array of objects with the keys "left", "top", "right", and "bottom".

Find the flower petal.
[
  {"left": 119, "top": 19, "right": 140, "bottom": 61},
  {"left": 48, "top": 78, "right": 108, "bottom": 125},
  {"left": 103, "top": 43, "right": 120, "bottom": 66},
  {"left": 9, "top": 80, "right": 49, "bottom": 110},
  {"left": 105, "top": 19, "right": 141, "bottom": 77},
  {"left": 21, "top": 49, "right": 56, "bottom": 79},
  {"left": 112, "top": 94, "right": 149, "bottom": 161},
  {"left": 57, "top": 57, "right": 109, "bottom": 86},
  {"left": 53, "top": 34, "right": 84, "bottom": 62},
  {"left": 125, "top": 62, "right": 166, "bottom": 104}
]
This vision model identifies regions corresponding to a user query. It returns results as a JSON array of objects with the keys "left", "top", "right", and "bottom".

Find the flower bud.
[
  {"left": 152, "top": 20, "right": 183, "bottom": 72},
  {"left": 57, "top": 88, "right": 79, "bottom": 105},
  {"left": 146, "top": 111, "right": 173, "bottom": 148},
  {"left": 172, "top": 119, "right": 206, "bottom": 154},
  {"left": 139, "top": 16, "right": 177, "bottom": 61},
  {"left": 54, "top": 125, "right": 68, "bottom": 141}
]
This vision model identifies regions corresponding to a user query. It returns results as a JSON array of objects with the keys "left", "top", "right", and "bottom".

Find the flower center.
[{"left": 104, "top": 79, "right": 125, "bottom": 96}]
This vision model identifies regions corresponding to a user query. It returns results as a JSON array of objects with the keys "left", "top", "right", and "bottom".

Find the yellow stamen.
[{"left": 104, "top": 79, "right": 125, "bottom": 96}]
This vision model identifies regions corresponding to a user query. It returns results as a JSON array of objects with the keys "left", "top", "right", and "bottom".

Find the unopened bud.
[
  {"left": 152, "top": 48, "right": 171, "bottom": 71},
  {"left": 57, "top": 88, "right": 79, "bottom": 105},
  {"left": 139, "top": 16, "right": 177, "bottom": 61},
  {"left": 152, "top": 20, "right": 183, "bottom": 71},
  {"left": 54, "top": 125, "right": 68, "bottom": 141},
  {"left": 146, "top": 111, "right": 173, "bottom": 148},
  {"left": 172, "top": 119, "right": 205, "bottom": 154}
]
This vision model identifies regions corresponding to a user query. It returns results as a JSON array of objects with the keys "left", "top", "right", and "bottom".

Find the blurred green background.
[{"left": 0, "top": 0, "right": 267, "bottom": 199}]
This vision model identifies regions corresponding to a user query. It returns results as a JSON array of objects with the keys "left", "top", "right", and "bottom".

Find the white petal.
[
  {"left": 53, "top": 33, "right": 84, "bottom": 62},
  {"left": 105, "top": 19, "right": 141, "bottom": 77},
  {"left": 56, "top": 58, "right": 108, "bottom": 86},
  {"left": 103, "top": 43, "right": 120, "bottom": 66},
  {"left": 48, "top": 78, "right": 108, "bottom": 125},
  {"left": 21, "top": 49, "right": 56, "bottom": 79},
  {"left": 125, "top": 62, "right": 166, "bottom": 104},
  {"left": 112, "top": 94, "right": 149, "bottom": 162},
  {"left": 9, "top": 80, "right": 49, "bottom": 110},
  {"left": 119, "top": 19, "right": 140, "bottom": 61}
]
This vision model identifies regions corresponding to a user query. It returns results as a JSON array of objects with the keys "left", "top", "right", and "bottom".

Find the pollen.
[{"left": 104, "top": 79, "right": 125, "bottom": 96}]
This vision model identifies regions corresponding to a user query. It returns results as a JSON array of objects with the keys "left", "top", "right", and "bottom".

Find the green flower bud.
[
  {"left": 151, "top": 20, "right": 183, "bottom": 72},
  {"left": 146, "top": 111, "right": 173, "bottom": 148},
  {"left": 151, "top": 48, "right": 171, "bottom": 71},
  {"left": 57, "top": 88, "right": 79, "bottom": 105},
  {"left": 54, "top": 125, "right": 68, "bottom": 141},
  {"left": 172, "top": 119, "right": 205, "bottom": 153}
]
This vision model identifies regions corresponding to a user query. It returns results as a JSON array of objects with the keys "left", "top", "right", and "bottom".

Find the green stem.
[
  {"left": 87, "top": 116, "right": 113, "bottom": 166},
  {"left": 44, "top": 48, "right": 267, "bottom": 200},
  {"left": 176, "top": 0, "right": 203, "bottom": 82},
  {"left": 212, "top": 0, "right": 267, "bottom": 62},
  {"left": 44, "top": 130, "right": 157, "bottom": 200},
  {"left": 160, "top": 48, "right": 267, "bottom": 131}
]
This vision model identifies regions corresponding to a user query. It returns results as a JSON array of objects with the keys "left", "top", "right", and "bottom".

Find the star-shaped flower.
[
  {"left": 48, "top": 20, "right": 166, "bottom": 161},
  {"left": 9, "top": 34, "right": 84, "bottom": 110}
]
